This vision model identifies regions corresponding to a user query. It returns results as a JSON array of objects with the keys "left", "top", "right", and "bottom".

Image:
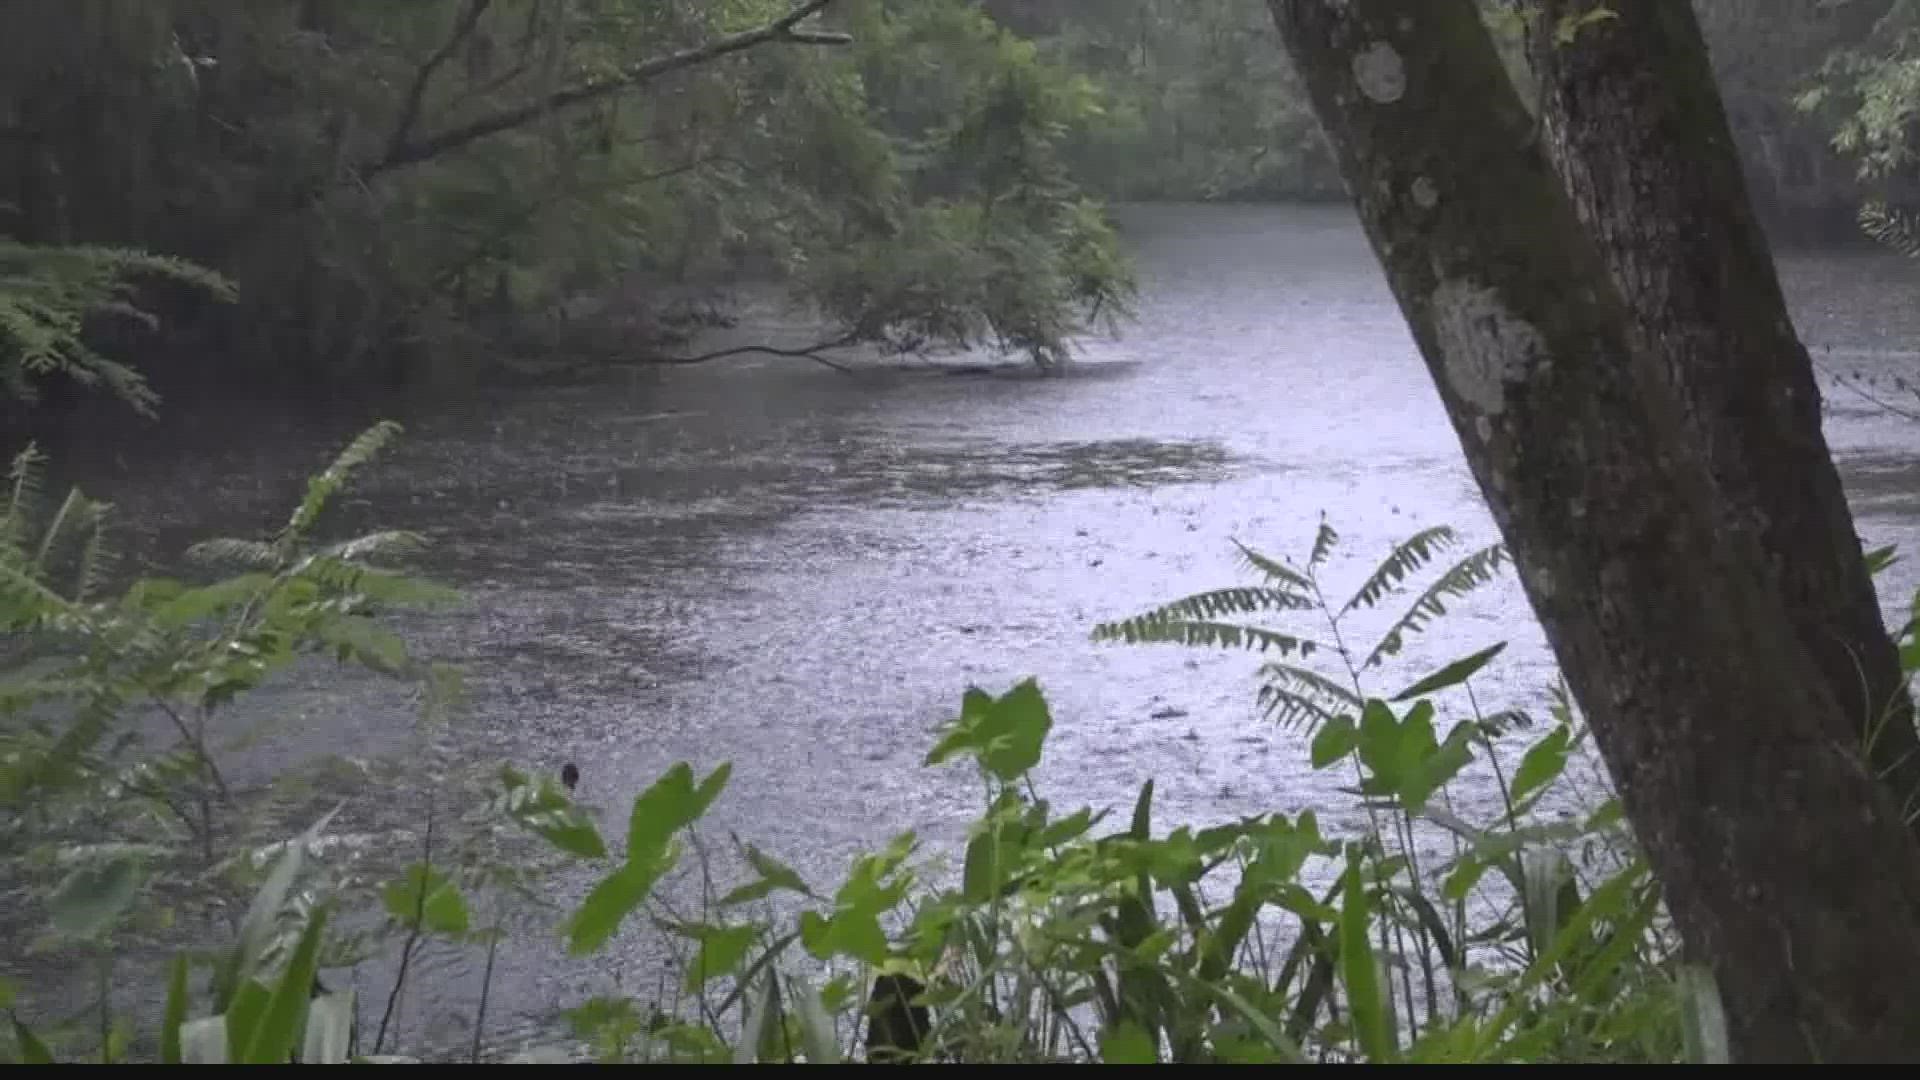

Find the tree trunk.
[
  {"left": 1263, "top": 0, "right": 1920, "bottom": 1062},
  {"left": 1523, "top": 0, "right": 1920, "bottom": 830}
]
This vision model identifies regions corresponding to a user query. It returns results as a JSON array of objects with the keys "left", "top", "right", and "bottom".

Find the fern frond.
[
  {"left": 1231, "top": 539, "right": 1313, "bottom": 591},
  {"left": 1341, "top": 526, "right": 1460, "bottom": 615},
  {"left": 1309, "top": 517, "right": 1340, "bottom": 570},
  {"left": 292, "top": 556, "right": 462, "bottom": 607},
  {"left": 1362, "top": 543, "right": 1511, "bottom": 669},
  {"left": 279, "top": 420, "right": 403, "bottom": 550},
  {"left": 1256, "top": 661, "right": 1361, "bottom": 731},
  {"left": 1861, "top": 201, "right": 1920, "bottom": 260},
  {"left": 4, "top": 443, "right": 48, "bottom": 542},
  {"left": 72, "top": 504, "right": 115, "bottom": 603},
  {"left": 0, "top": 558, "right": 92, "bottom": 633},
  {"left": 1092, "top": 586, "right": 1314, "bottom": 640},
  {"left": 145, "top": 573, "right": 275, "bottom": 628},
  {"left": 322, "top": 530, "right": 429, "bottom": 563},
  {"left": 1091, "top": 614, "right": 1329, "bottom": 657},
  {"left": 186, "top": 537, "right": 282, "bottom": 569},
  {"left": 1476, "top": 708, "right": 1534, "bottom": 736}
]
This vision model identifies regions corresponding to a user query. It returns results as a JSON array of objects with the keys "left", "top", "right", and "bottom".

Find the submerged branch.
[{"left": 661, "top": 332, "right": 865, "bottom": 375}]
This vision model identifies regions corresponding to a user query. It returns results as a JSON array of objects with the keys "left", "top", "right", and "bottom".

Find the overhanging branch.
[{"left": 361, "top": 0, "right": 850, "bottom": 181}]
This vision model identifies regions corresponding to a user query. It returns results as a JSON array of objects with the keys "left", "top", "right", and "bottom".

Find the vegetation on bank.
[
  {"left": 3, "top": 0, "right": 1918, "bottom": 417},
  {"left": 2, "top": 422, "right": 1798, "bottom": 1063}
]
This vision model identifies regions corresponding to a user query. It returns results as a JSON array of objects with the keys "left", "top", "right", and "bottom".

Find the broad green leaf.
[
  {"left": 566, "top": 855, "right": 675, "bottom": 957},
  {"left": 684, "top": 923, "right": 757, "bottom": 992},
  {"left": 180, "top": 1017, "right": 228, "bottom": 1064},
  {"left": 799, "top": 908, "right": 889, "bottom": 965},
  {"left": 49, "top": 854, "right": 143, "bottom": 939},
  {"left": 497, "top": 767, "right": 606, "bottom": 860},
  {"left": 224, "top": 981, "right": 270, "bottom": 1063},
  {"left": 1100, "top": 1020, "right": 1157, "bottom": 1063},
  {"left": 626, "top": 762, "right": 730, "bottom": 864},
  {"left": 790, "top": 975, "right": 841, "bottom": 1064},
  {"left": 1130, "top": 778, "right": 1154, "bottom": 839},
  {"left": 736, "top": 973, "right": 778, "bottom": 1064},
  {"left": 1442, "top": 856, "right": 1493, "bottom": 903},
  {"left": 1510, "top": 726, "right": 1572, "bottom": 804},
  {"left": 1339, "top": 854, "right": 1395, "bottom": 1062},
  {"left": 1678, "top": 964, "right": 1730, "bottom": 1064},
  {"left": 162, "top": 954, "right": 189, "bottom": 1064},
  {"left": 923, "top": 678, "right": 1052, "bottom": 781},
  {"left": 220, "top": 805, "right": 340, "bottom": 1009},
  {"left": 1310, "top": 714, "right": 1358, "bottom": 767},
  {"left": 1392, "top": 641, "right": 1507, "bottom": 700},
  {"left": 241, "top": 905, "right": 329, "bottom": 1064},
  {"left": 720, "top": 845, "right": 816, "bottom": 907},
  {"left": 10, "top": 1017, "right": 53, "bottom": 1063},
  {"left": 302, "top": 990, "right": 356, "bottom": 1065},
  {"left": 381, "top": 865, "right": 470, "bottom": 936},
  {"left": 1865, "top": 543, "right": 1899, "bottom": 577}
]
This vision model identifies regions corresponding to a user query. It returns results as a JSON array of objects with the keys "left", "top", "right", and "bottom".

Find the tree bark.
[
  {"left": 1263, "top": 0, "right": 1920, "bottom": 1062},
  {"left": 1523, "top": 0, "right": 1920, "bottom": 830}
]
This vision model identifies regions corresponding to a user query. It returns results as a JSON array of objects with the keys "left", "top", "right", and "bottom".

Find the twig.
[
  {"left": 151, "top": 696, "right": 229, "bottom": 799},
  {"left": 471, "top": 929, "right": 499, "bottom": 1064},
  {"left": 364, "top": 0, "right": 850, "bottom": 180},
  {"left": 1811, "top": 353, "right": 1920, "bottom": 423},
  {"left": 374, "top": 788, "right": 436, "bottom": 1055},
  {"left": 387, "top": 0, "right": 494, "bottom": 161}
]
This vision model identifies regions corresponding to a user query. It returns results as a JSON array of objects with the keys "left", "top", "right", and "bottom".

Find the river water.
[{"left": 19, "top": 203, "right": 1920, "bottom": 1057}]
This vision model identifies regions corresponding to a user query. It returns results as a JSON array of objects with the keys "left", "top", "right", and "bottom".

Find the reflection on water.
[{"left": 13, "top": 203, "right": 1920, "bottom": 1057}]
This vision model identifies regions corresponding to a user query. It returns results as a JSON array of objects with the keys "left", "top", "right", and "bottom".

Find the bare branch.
[
  {"left": 387, "top": 0, "right": 494, "bottom": 161},
  {"left": 362, "top": 0, "right": 849, "bottom": 180}
]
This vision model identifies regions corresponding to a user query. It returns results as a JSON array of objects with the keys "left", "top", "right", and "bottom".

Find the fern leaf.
[
  {"left": 147, "top": 573, "right": 275, "bottom": 628},
  {"left": 1341, "top": 526, "right": 1460, "bottom": 615},
  {"left": 1362, "top": 544, "right": 1511, "bottom": 669},
  {"left": 71, "top": 502, "right": 115, "bottom": 603},
  {"left": 186, "top": 538, "right": 282, "bottom": 569},
  {"left": 293, "top": 556, "right": 461, "bottom": 607},
  {"left": 279, "top": 421, "right": 403, "bottom": 550},
  {"left": 1232, "top": 539, "right": 1313, "bottom": 591},
  {"left": 1309, "top": 517, "right": 1340, "bottom": 570},
  {"left": 1475, "top": 709, "right": 1534, "bottom": 736},
  {"left": 1091, "top": 614, "right": 1328, "bottom": 657},
  {"left": 1256, "top": 661, "right": 1361, "bottom": 731},
  {"left": 322, "top": 530, "right": 428, "bottom": 563},
  {"left": 4, "top": 443, "right": 48, "bottom": 544},
  {"left": 1861, "top": 202, "right": 1920, "bottom": 260},
  {"left": 1091, "top": 586, "right": 1314, "bottom": 640}
]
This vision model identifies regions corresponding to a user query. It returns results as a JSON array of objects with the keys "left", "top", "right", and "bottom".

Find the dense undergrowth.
[{"left": 11, "top": 422, "right": 1919, "bottom": 1063}]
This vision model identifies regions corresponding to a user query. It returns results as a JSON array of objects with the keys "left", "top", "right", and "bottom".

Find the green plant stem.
[{"left": 374, "top": 788, "right": 436, "bottom": 1055}]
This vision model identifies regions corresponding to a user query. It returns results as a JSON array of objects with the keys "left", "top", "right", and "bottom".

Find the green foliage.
[
  {"left": 3, "top": 432, "right": 1745, "bottom": 1064},
  {"left": 1091, "top": 520, "right": 1514, "bottom": 732},
  {"left": 0, "top": 240, "right": 235, "bottom": 414},
  {"left": 997, "top": 0, "right": 1342, "bottom": 201},
  {"left": 1794, "top": 5, "right": 1920, "bottom": 182},
  {"left": 0, "top": 0, "right": 1136, "bottom": 386}
]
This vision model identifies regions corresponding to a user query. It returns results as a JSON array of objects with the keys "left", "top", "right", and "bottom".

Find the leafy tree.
[{"left": 0, "top": 0, "right": 1135, "bottom": 406}]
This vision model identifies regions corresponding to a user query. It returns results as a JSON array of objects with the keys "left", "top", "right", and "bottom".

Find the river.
[{"left": 19, "top": 203, "right": 1920, "bottom": 1057}]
